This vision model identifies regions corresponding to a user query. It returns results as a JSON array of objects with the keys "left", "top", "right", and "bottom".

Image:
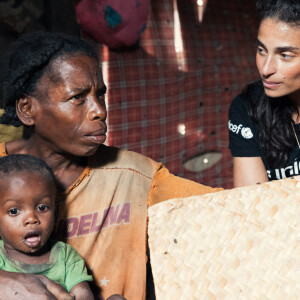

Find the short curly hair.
[
  {"left": 256, "top": 0, "right": 300, "bottom": 25},
  {"left": 0, "top": 154, "right": 55, "bottom": 184},
  {"left": 1, "top": 31, "right": 98, "bottom": 126}
]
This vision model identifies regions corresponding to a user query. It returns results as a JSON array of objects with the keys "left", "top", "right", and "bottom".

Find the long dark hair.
[
  {"left": 246, "top": 81, "right": 297, "bottom": 168},
  {"left": 0, "top": 31, "right": 98, "bottom": 127},
  {"left": 256, "top": 0, "right": 300, "bottom": 25},
  {"left": 246, "top": 0, "right": 300, "bottom": 168}
]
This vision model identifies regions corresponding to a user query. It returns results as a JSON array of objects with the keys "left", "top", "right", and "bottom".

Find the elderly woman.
[
  {"left": 229, "top": 0, "right": 300, "bottom": 187},
  {"left": 0, "top": 32, "right": 221, "bottom": 299}
]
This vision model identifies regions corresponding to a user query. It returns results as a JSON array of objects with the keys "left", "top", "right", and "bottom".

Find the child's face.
[{"left": 0, "top": 171, "right": 55, "bottom": 254}]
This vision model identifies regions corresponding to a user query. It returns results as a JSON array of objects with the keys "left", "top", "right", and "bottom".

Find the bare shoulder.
[{"left": 5, "top": 139, "right": 29, "bottom": 155}]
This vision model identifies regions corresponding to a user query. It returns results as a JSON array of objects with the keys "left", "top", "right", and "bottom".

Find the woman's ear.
[{"left": 16, "top": 97, "right": 35, "bottom": 126}]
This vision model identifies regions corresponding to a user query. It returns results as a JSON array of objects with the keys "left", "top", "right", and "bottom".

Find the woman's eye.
[
  {"left": 71, "top": 94, "right": 86, "bottom": 104},
  {"left": 281, "top": 53, "right": 292, "bottom": 59},
  {"left": 73, "top": 94, "right": 83, "bottom": 100},
  {"left": 8, "top": 208, "right": 20, "bottom": 216},
  {"left": 97, "top": 93, "right": 106, "bottom": 102},
  {"left": 257, "top": 47, "right": 266, "bottom": 55},
  {"left": 37, "top": 205, "right": 48, "bottom": 212},
  {"left": 97, "top": 86, "right": 107, "bottom": 101}
]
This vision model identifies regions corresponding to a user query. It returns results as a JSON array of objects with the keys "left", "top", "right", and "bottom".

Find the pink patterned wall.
[{"left": 102, "top": 0, "right": 259, "bottom": 189}]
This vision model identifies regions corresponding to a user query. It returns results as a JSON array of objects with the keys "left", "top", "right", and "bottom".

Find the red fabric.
[
  {"left": 97, "top": 0, "right": 259, "bottom": 189},
  {"left": 75, "top": 0, "right": 150, "bottom": 49}
]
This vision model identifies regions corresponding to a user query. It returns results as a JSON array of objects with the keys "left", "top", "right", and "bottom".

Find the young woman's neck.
[
  {"left": 288, "top": 91, "right": 300, "bottom": 123},
  {"left": 290, "top": 90, "right": 300, "bottom": 106}
]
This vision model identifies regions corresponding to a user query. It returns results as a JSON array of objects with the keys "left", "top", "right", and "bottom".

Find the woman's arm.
[
  {"left": 69, "top": 281, "right": 94, "bottom": 300},
  {"left": 0, "top": 270, "right": 73, "bottom": 299},
  {"left": 228, "top": 93, "right": 267, "bottom": 188},
  {"left": 233, "top": 157, "right": 269, "bottom": 187},
  {"left": 70, "top": 282, "right": 126, "bottom": 300}
]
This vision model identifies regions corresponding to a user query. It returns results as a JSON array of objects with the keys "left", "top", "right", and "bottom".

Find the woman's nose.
[
  {"left": 88, "top": 96, "right": 107, "bottom": 121},
  {"left": 260, "top": 55, "right": 277, "bottom": 78}
]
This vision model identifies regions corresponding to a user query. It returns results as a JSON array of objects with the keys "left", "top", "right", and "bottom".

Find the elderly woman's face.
[
  {"left": 256, "top": 18, "right": 300, "bottom": 101},
  {"left": 31, "top": 54, "right": 107, "bottom": 157}
]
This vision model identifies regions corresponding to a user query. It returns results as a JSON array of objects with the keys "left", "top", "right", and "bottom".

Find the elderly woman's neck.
[
  {"left": 5, "top": 138, "right": 88, "bottom": 191},
  {"left": 49, "top": 156, "right": 87, "bottom": 192}
]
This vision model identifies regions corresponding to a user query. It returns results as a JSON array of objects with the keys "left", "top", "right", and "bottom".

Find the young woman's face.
[
  {"left": 256, "top": 18, "right": 300, "bottom": 101},
  {"left": 0, "top": 172, "right": 55, "bottom": 256},
  {"left": 26, "top": 54, "right": 107, "bottom": 157}
]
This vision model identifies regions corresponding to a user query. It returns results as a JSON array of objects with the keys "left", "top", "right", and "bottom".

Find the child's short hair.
[{"left": 0, "top": 154, "right": 55, "bottom": 184}]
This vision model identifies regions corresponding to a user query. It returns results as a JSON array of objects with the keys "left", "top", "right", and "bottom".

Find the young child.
[{"left": 0, "top": 154, "right": 125, "bottom": 300}]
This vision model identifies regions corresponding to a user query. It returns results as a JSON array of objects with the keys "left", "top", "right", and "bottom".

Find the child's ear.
[{"left": 16, "top": 97, "right": 35, "bottom": 126}]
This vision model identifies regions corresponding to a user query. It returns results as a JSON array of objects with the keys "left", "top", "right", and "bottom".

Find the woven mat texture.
[{"left": 148, "top": 177, "right": 300, "bottom": 299}]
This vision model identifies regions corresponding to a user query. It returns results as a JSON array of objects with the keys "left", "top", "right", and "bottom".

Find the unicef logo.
[
  {"left": 241, "top": 127, "right": 253, "bottom": 139},
  {"left": 228, "top": 120, "right": 254, "bottom": 139}
]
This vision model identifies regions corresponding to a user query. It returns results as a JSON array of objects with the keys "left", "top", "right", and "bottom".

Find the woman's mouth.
[
  {"left": 84, "top": 134, "right": 106, "bottom": 146},
  {"left": 262, "top": 79, "right": 283, "bottom": 89},
  {"left": 86, "top": 134, "right": 106, "bottom": 144},
  {"left": 85, "top": 128, "right": 107, "bottom": 144}
]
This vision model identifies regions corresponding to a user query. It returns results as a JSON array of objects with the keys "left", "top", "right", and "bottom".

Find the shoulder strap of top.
[{"left": 0, "top": 142, "right": 7, "bottom": 157}]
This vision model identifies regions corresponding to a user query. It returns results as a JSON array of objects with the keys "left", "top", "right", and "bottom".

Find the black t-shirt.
[{"left": 228, "top": 93, "right": 300, "bottom": 180}]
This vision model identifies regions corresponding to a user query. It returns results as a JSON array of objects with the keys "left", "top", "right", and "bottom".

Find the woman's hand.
[
  {"left": 233, "top": 157, "right": 269, "bottom": 187},
  {"left": 38, "top": 275, "right": 75, "bottom": 300},
  {"left": 0, "top": 270, "right": 73, "bottom": 299},
  {"left": 107, "top": 295, "right": 127, "bottom": 300},
  {"left": 69, "top": 281, "right": 94, "bottom": 300}
]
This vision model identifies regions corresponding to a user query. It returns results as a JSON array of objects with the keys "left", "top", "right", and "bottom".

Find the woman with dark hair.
[
  {"left": 0, "top": 32, "right": 220, "bottom": 299},
  {"left": 229, "top": 0, "right": 300, "bottom": 187}
]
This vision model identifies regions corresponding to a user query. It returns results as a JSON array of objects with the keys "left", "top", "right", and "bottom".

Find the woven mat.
[{"left": 148, "top": 177, "right": 300, "bottom": 299}]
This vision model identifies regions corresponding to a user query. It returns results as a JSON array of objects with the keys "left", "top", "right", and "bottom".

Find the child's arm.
[{"left": 70, "top": 281, "right": 94, "bottom": 300}]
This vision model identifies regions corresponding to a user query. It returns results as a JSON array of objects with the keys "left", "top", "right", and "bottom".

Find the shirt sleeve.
[
  {"left": 64, "top": 243, "right": 93, "bottom": 292},
  {"left": 228, "top": 94, "right": 261, "bottom": 157},
  {"left": 147, "top": 163, "right": 223, "bottom": 207},
  {"left": 0, "top": 254, "right": 5, "bottom": 269}
]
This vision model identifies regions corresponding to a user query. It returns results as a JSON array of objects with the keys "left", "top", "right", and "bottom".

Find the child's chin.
[
  {"left": 25, "top": 241, "right": 49, "bottom": 256},
  {"left": 23, "top": 246, "right": 43, "bottom": 255}
]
